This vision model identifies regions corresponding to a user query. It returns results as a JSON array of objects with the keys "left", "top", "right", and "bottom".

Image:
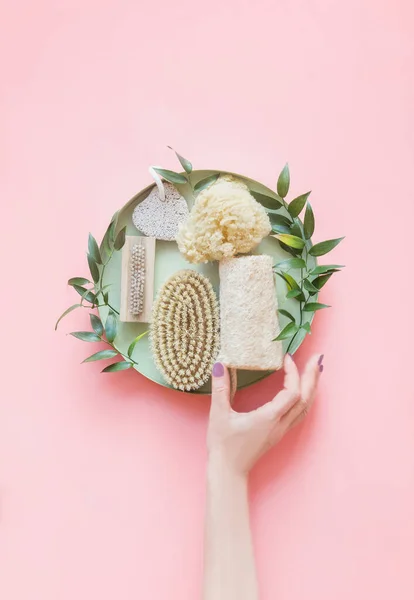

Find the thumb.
[{"left": 211, "top": 362, "right": 231, "bottom": 411}]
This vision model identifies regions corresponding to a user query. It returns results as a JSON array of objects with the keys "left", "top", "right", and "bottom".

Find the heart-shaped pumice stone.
[{"left": 132, "top": 182, "right": 189, "bottom": 241}]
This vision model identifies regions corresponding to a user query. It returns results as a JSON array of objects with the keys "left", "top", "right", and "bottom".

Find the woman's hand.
[
  {"left": 207, "top": 354, "right": 323, "bottom": 474},
  {"left": 203, "top": 354, "right": 323, "bottom": 600}
]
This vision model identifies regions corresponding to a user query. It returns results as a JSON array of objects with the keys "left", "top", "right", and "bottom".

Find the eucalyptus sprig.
[
  {"left": 55, "top": 212, "right": 148, "bottom": 371},
  {"left": 267, "top": 163, "right": 344, "bottom": 353}
]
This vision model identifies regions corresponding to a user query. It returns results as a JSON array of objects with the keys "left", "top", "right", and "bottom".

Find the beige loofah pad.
[
  {"left": 132, "top": 182, "right": 189, "bottom": 241},
  {"left": 219, "top": 255, "right": 283, "bottom": 371}
]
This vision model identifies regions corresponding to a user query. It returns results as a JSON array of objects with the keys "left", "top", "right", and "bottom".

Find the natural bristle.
[{"left": 150, "top": 270, "right": 220, "bottom": 391}]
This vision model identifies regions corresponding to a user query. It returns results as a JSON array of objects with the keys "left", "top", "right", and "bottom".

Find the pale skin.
[{"left": 203, "top": 353, "right": 323, "bottom": 600}]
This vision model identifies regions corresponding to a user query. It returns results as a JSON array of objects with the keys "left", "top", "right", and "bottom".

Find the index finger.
[
  {"left": 283, "top": 353, "right": 322, "bottom": 429},
  {"left": 253, "top": 354, "right": 301, "bottom": 422}
]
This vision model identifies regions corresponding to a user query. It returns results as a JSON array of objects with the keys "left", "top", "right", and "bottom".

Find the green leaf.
[
  {"left": 87, "top": 254, "right": 100, "bottom": 283},
  {"left": 270, "top": 214, "right": 293, "bottom": 234},
  {"left": 276, "top": 273, "right": 306, "bottom": 302},
  {"left": 279, "top": 241, "right": 301, "bottom": 257},
  {"left": 271, "top": 223, "right": 291, "bottom": 234},
  {"left": 303, "top": 278, "right": 320, "bottom": 294},
  {"left": 310, "top": 264, "right": 344, "bottom": 275},
  {"left": 275, "top": 271, "right": 300, "bottom": 290},
  {"left": 289, "top": 222, "right": 303, "bottom": 239},
  {"left": 269, "top": 213, "right": 292, "bottom": 227},
  {"left": 273, "top": 234, "right": 305, "bottom": 250},
  {"left": 275, "top": 257, "right": 307, "bottom": 270},
  {"left": 167, "top": 146, "right": 192, "bottom": 174},
  {"left": 105, "top": 311, "right": 118, "bottom": 343},
  {"left": 153, "top": 167, "right": 188, "bottom": 184},
  {"left": 70, "top": 331, "right": 101, "bottom": 342},
  {"left": 68, "top": 277, "right": 90, "bottom": 286},
  {"left": 127, "top": 330, "right": 149, "bottom": 358},
  {"left": 80, "top": 288, "right": 96, "bottom": 305},
  {"left": 55, "top": 304, "right": 81, "bottom": 330},
  {"left": 286, "top": 289, "right": 303, "bottom": 299},
  {"left": 110, "top": 209, "right": 120, "bottom": 227},
  {"left": 106, "top": 222, "right": 117, "bottom": 253},
  {"left": 250, "top": 190, "right": 283, "bottom": 210},
  {"left": 277, "top": 163, "right": 290, "bottom": 198},
  {"left": 103, "top": 291, "right": 109, "bottom": 304},
  {"left": 312, "top": 273, "right": 333, "bottom": 290},
  {"left": 301, "top": 322, "right": 312, "bottom": 334},
  {"left": 274, "top": 322, "right": 299, "bottom": 341},
  {"left": 83, "top": 349, "right": 118, "bottom": 363},
  {"left": 102, "top": 361, "right": 133, "bottom": 373},
  {"left": 88, "top": 233, "right": 102, "bottom": 265},
  {"left": 278, "top": 309, "right": 295, "bottom": 322},
  {"left": 90, "top": 314, "right": 103, "bottom": 336},
  {"left": 114, "top": 226, "right": 126, "bottom": 251},
  {"left": 287, "top": 327, "right": 307, "bottom": 355},
  {"left": 194, "top": 173, "right": 220, "bottom": 193},
  {"left": 303, "top": 302, "right": 331, "bottom": 311},
  {"left": 73, "top": 285, "right": 96, "bottom": 305},
  {"left": 309, "top": 237, "right": 344, "bottom": 257},
  {"left": 108, "top": 211, "right": 120, "bottom": 245},
  {"left": 304, "top": 202, "right": 315, "bottom": 239},
  {"left": 100, "top": 222, "right": 113, "bottom": 261},
  {"left": 288, "top": 192, "right": 311, "bottom": 218}
]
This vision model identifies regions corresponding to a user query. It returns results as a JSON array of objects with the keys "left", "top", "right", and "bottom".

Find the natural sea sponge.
[{"left": 176, "top": 176, "right": 271, "bottom": 263}]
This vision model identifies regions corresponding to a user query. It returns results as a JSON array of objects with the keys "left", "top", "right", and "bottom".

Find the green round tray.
[{"left": 99, "top": 170, "right": 317, "bottom": 394}]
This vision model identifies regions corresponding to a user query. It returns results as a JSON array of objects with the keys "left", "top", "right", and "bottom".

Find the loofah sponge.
[
  {"left": 219, "top": 255, "right": 283, "bottom": 371},
  {"left": 176, "top": 176, "right": 271, "bottom": 263},
  {"left": 150, "top": 270, "right": 220, "bottom": 391}
]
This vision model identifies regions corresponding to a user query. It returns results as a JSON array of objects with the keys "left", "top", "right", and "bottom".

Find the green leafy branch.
[
  {"left": 264, "top": 164, "right": 345, "bottom": 353},
  {"left": 55, "top": 211, "right": 124, "bottom": 327},
  {"left": 71, "top": 314, "right": 148, "bottom": 372},
  {"left": 153, "top": 147, "right": 220, "bottom": 202},
  {"left": 55, "top": 212, "right": 148, "bottom": 372}
]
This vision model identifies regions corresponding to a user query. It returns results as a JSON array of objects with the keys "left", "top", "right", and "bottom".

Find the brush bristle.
[{"left": 150, "top": 270, "right": 220, "bottom": 392}]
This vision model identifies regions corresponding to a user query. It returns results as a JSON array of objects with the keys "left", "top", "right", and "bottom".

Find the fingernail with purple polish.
[
  {"left": 213, "top": 362, "right": 224, "bottom": 377},
  {"left": 318, "top": 354, "right": 324, "bottom": 366},
  {"left": 319, "top": 364, "right": 324, "bottom": 373}
]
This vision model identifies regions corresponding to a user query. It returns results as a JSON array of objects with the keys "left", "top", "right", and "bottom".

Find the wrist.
[{"left": 207, "top": 449, "right": 248, "bottom": 485}]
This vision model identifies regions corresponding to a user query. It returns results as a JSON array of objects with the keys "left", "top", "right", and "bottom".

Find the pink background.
[{"left": 1, "top": 1, "right": 414, "bottom": 598}]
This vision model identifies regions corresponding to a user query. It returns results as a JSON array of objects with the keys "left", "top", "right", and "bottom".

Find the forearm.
[{"left": 203, "top": 452, "right": 259, "bottom": 600}]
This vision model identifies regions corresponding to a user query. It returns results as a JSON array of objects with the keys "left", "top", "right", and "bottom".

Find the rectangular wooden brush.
[{"left": 120, "top": 236, "right": 156, "bottom": 323}]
